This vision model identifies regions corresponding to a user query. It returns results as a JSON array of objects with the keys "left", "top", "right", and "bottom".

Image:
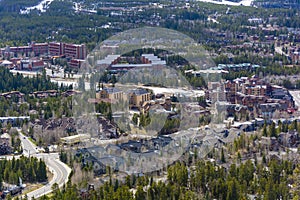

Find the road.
[
  {"left": 26, "top": 153, "right": 71, "bottom": 199},
  {"left": 19, "top": 132, "right": 39, "bottom": 156},
  {"left": 18, "top": 131, "right": 72, "bottom": 199}
]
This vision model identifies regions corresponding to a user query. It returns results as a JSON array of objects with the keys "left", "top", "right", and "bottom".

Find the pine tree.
[
  {"left": 263, "top": 123, "right": 267, "bottom": 137},
  {"left": 221, "top": 148, "right": 226, "bottom": 163},
  {"left": 226, "top": 178, "right": 239, "bottom": 200},
  {"left": 269, "top": 122, "right": 277, "bottom": 137},
  {"left": 0, "top": 175, "right": 2, "bottom": 190},
  {"left": 37, "top": 159, "right": 47, "bottom": 182},
  {"left": 136, "top": 185, "right": 146, "bottom": 200}
]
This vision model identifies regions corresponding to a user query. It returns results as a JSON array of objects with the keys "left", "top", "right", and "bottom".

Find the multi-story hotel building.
[
  {"left": 48, "top": 42, "right": 64, "bottom": 57},
  {"left": 1, "top": 42, "right": 87, "bottom": 60},
  {"left": 64, "top": 43, "right": 86, "bottom": 59},
  {"left": 32, "top": 43, "right": 49, "bottom": 56},
  {"left": 48, "top": 42, "right": 87, "bottom": 59}
]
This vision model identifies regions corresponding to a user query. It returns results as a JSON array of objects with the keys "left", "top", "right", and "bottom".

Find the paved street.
[
  {"left": 19, "top": 132, "right": 39, "bottom": 156},
  {"left": 18, "top": 131, "right": 72, "bottom": 199},
  {"left": 26, "top": 153, "right": 71, "bottom": 199}
]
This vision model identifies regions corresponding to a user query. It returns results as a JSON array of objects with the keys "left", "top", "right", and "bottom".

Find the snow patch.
[
  {"left": 73, "top": 2, "right": 97, "bottom": 14},
  {"left": 20, "top": 0, "right": 54, "bottom": 14},
  {"left": 197, "top": 0, "right": 254, "bottom": 7}
]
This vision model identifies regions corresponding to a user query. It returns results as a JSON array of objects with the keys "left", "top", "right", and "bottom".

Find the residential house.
[
  {"left": 259, "top": 103, "right": 280, "bottom": 119},
  {"left": 33, "top": 90, "right": 59, "bottom": 98},
  {"left": 260, "top": 136, "right": 279, "bottom": 151},
  {"left": 278, "top": 130, "right": 299, "bottom": 147},
  {"left": 0, "top": 91, "right": 25, "bottom": 103},
  {"left": 62, "top": 90, "right": 82, "bottom": 97},
  {"left": 0, "top": 138, "right": 11, "bottom": 155}
]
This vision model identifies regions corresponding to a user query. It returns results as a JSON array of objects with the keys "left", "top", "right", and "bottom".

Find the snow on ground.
[
  {"left": 20, "top": 0, "right": 54, "bottom": 14},
  {"left": 289, "top": 90, "right": 300, "bottom": 107},
  {"left": 197, "top": 0, "right": 254, "bottom": 7},
  {"left": 141, "top": 86, "right": 205, "bottom": 98},
  {"left": 73, "top": 2, "right": 97, "bottom": 14},
  {"left": 207, "top": 16, "right": 220, "bottom": 24},
  {"left": 73, "top": 2, "right": 82, "bottom": 12}
]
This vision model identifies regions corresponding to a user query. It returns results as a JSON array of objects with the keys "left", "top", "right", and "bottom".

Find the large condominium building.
[
  {"left": 64, "top": 43, "right": 86, "bottom": 59},
  {"left": 1, "top": 43, "right": 49, "bottom": 57},
  {"left": 48, "top": 42, "right": 64, "bottom": 57},
  {"left": 0, "top": 42, "right": 86, "bottom": 58},
  {"left": 32, "top": 43, "right": 49, "bottom": 55},
  {"left": 9, "top": 46, "right": 32, "bottom": 56},
  {"left": 49, "top": 42, "right": 87, "bottom": 59}
]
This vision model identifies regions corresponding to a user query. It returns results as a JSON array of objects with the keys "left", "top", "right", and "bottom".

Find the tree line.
[
  {"left": 0, "top": 156, "right": 47, "bottom": 188},
  {"left": 33, "top": 157, "right": 296, "bottom": 200},
  {"left": 0, "top": 68, "right": 65, "bottom": 94}
]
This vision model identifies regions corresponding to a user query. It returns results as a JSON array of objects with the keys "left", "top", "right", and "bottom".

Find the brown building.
[
  {"left": 225, "top": 80, "right": 238, "bottom": 104},
  {"left": 20, "top": 59, "right": 45, "bottom": 71},
  {"left": 241, "top": 95, "right": 267, "bottom": 108},
  {"left": 96, "top": 88, "right": 124, "bottom": 102},
  {"left": 49, "top": 42, "right": 87, "bottom": 59},
  {"left": 243, "top": 85, "right": 267, "bottom": 96},
  {"left": 9, "top": 46, "right": 32, "bottom": 56},
  {"left": 49, "top": 42, "right": 64, "bottom": 57},
  {"left": 32, "top": 43, "right": 49, "bottom": 56},
  {"left": 69, "top": 59, "right": 85, "bottom": 69},
  {"left": 128, "top": 88, "right": 151, "bottom": 108},
  {"left": 64, "top": 43, "right": 86, "bottom": 59}
]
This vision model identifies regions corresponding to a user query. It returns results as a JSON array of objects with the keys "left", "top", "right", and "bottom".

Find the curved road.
[{"left": 19, "top": 131, "right": 71, "bottom": 199}]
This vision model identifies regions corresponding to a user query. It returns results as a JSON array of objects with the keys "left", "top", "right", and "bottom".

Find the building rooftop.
[
  {"left": 142, "top": 54, "right": 166, "bottom": 65},
  {"left": 129, "top": 88, "right": 149, "bottom": 95},
  {"left": 102, "top": 87, "right": 121, "bottom": 94},
  {"left": 111, "top": 64, "right": 153, "bottom": 68},
  {"left": 97, "top": 55, "right": 120, "bottom": 65}
]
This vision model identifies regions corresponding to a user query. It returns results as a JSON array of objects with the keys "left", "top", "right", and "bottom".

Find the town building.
[
  {"left": 32, "top": 90, "right": 59, "bottom": 98},
  {"left": 223, "top": 76, "right": 295, "bottom": 119},
  {"left": 61, "top": 134, "right": 91, "bottom": 145},
  {"left": 96, "top": 55, "right": 121, "bottom": 69},
  {"left": 49, "top": 42, "right": 64, "bottom": 57},
  {"left": 128, "top": 88, "right": 151, "bottom": 108},
  {"left": 64, "top": 43, "right": 87, "bottom": 59},
  {"left": 0, "top": 60, "right": 13, "bottom": 68},
  {"left": 9, "top": 46, "right": 32, "bottom": 56},
  {"left": 19, "top": 59, "right": 45, "bottom": 71},
  {"left": 96, "top": 87, "right": 124, "bottom": 102},
  {"left": 208, "top": 81, "right": 226, "bottom": 103},
  {"left": 96, "top": 54, "right": 166, "bottom": 72},
  {"left": 69, "top": 59, "right": 85, "bottom": 69},
  {"left": 32, "top": 43, "right": 49, "bottom": 56}
]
